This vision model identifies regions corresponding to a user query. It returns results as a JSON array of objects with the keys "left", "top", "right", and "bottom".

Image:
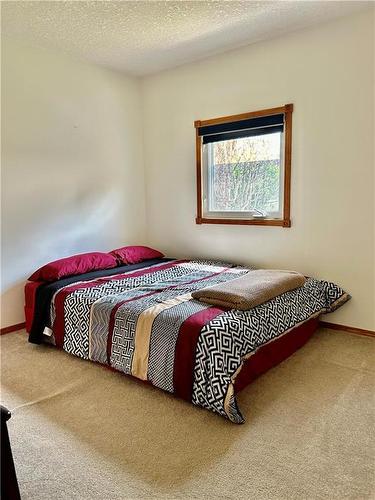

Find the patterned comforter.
[{"left": 45, "top": 259, "right": 348, "bottom": 423}]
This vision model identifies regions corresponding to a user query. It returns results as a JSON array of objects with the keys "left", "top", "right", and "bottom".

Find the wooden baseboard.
[
  {"left": 0, "top": 322, "right": 26, "bottom": 335},
  {"left": 319, "top": 321, "right": 375, "bottom": 338}
]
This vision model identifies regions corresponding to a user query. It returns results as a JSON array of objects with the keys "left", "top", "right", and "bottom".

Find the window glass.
[{"left": 205, "top": 131, "right": 282, "bottom": 217}]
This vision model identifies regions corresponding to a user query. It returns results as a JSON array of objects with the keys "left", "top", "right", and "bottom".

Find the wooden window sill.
[{"left": 196, "top": 217, "right": 291, "bottom": 227}]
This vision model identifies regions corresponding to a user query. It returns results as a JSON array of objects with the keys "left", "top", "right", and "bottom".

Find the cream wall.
[
  {"left": 141, "top": 11, "right": 375, "bottom": 330},
  {"left": 2, "top": 11, "right": 374, "bottom": 331},
  {"left": 1, "top": 38, "right": 146, "bottom": 328}
]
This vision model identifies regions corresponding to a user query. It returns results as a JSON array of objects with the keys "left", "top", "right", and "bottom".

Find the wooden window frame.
[{"left": 194, "top": 104, "right": 293, "bottom": 227}]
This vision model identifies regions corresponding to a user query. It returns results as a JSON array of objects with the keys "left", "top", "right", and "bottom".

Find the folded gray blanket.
[{"left": 192, "top": 269, "right": 306, "bottom": 310}]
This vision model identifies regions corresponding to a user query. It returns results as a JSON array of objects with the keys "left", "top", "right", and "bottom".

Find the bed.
[{"left": 26, "top": 255, "right": 349, "bottom": 423}]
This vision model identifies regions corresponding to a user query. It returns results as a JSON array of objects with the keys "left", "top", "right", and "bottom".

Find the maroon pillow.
[
  {"left": 28, "top": 252, "right": 118, "bottom": 282},
  {"left": 110, "top": 245, "right": 164, "bottom": 265}
]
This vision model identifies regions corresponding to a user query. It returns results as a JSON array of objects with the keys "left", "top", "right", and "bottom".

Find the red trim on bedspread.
[
  {"left": 173, "top": 307, "right": 227, "bottom": 402},
  {"left": 234, "top": 317, "right": 319, "bottom": 393},
  {"left": 24, "top": 281, "right": 44, "bottom": 333},
  {"left": 53, "top": 260, "right": 186, "bottom": 348}
]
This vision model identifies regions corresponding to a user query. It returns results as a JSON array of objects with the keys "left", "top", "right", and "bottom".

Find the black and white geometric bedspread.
[
  {"left": 192, "top": 278, "right": 349, "bottom": 423},
  {"left": 46, "top": 259, "right": 349, "bottom": 423}
]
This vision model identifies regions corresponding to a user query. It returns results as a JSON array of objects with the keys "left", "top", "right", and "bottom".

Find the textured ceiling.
[{"left": 1, "top": 1, "right": 372, "bottom": 76}]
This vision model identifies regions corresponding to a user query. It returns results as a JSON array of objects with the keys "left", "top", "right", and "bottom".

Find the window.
[{"left": 195, "top": 104, "right": 293, "bottom": 227}]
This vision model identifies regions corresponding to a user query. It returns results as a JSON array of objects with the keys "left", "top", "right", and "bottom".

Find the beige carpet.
[{"left": 1, "top": 328, "right": 374, "bottom": 500}]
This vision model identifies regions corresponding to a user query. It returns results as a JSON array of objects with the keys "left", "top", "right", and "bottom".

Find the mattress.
[{"left": 26, "top": 258, "right": 349, "bottom": 423}]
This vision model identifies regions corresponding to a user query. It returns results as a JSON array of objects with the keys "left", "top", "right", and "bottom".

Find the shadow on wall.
[
  {"left": 0, "top": 281, "right": 27, "bottom": 328},
  {"left": 0, "top": 186, "right": 132, "bottom": 328},
  {"left": 3, "top": 181, "right": 124, "bottom": 272}
]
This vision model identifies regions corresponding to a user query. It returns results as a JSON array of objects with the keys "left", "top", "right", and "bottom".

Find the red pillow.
[
  {"left": 28, "top": 252, "right": 118, "bottom": 282},
  {"left": 110, "top": 246, "right": 164, "bottom": 265}
]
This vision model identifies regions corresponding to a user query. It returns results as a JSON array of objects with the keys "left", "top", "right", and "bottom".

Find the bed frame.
[{"left": 234, "top": 317, "right": 319, "bottom": 393}]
